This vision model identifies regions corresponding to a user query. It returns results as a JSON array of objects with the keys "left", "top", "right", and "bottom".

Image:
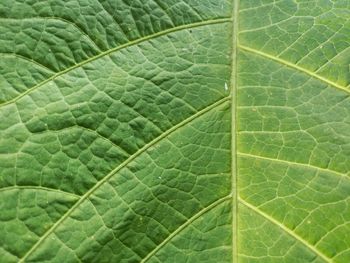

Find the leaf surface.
[{"left": 0, "top": 0, "right": 349, "bottom": 262}]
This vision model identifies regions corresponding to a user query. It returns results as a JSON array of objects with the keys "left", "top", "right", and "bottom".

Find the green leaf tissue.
[{"left": 0, "top": 1, "right": 349, "bottom": 262}]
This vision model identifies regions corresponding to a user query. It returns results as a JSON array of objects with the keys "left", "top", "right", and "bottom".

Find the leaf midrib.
[{"left": 231, "top": 0, "right": 239, "bottom": 262}]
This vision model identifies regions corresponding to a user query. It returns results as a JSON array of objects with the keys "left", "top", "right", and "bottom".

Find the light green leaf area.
[{"left": 0, "top": 0, "right": 349, "bottom": 262}]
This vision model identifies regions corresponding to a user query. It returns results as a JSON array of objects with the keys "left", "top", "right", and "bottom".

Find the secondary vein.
[
  {"left": 237, "top": 152, "right": 348, "bottom": 178},
  {"left": 239, "top": 198, "right": 331, "bottom": 263},
  {"left": 19, "top": 96, "right": 230, "bottom": 262},
  {"left": 141, "top": 195, "right": 232, "bottom": 263},
  {"left": 0, "top": 18, "right": 231, "bottom": 108},
  {"left": 238, "top": 45, "right": 349, "bottom": 95},
  {"left": 0, "top": 186, "right": 80, "bottom": 199}
]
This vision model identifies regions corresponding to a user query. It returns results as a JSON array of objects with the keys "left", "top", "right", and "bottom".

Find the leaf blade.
[{"left": 1, "top": 1, "right": 350, "bottom": 262}]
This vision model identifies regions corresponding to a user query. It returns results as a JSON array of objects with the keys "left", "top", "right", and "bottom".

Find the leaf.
[{"left": 0, "top": 0, "right": 349, "bottom": 262}]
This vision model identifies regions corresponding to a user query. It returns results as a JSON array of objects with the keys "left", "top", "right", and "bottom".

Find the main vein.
[
  {"left": 19, "top": 96, "right": 230, "bottom": 262},
  {"left": 0, "top": 18, "right": 231, "bottom": 108},
  {"left": 231, "top": 0, "right": 240, "bottom": 262}
]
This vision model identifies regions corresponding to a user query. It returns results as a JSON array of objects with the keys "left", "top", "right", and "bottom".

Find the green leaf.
[{"left": 0, "top": 0, "right": 349, "bottom": 262}]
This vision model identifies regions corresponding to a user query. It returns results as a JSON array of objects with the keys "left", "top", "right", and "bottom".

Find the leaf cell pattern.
[{"left": 0, "top": 0, "right": 349, "bottom": 262}]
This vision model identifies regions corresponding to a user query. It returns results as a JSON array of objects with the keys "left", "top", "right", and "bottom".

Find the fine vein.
[
  {"left": 19, "top": 96, "right": 230, "bottom": 262},
  {"left": 0, "top": 18, "right": 231, "bottom": 108},
  {"left": 0, "top": 52, "right": 55, "bottom": 73}
]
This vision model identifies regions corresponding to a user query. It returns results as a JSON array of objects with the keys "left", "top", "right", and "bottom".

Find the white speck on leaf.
[{"left": 224, "top": 82, "right": 228, "bottom": 91}]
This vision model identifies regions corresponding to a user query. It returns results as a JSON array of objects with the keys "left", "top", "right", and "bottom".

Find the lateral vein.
[
  {"left": 141, "top": 195, "right": 232, "bottom": 263},
  {"left": 239, "top": 198, "right": 331, "bottom": 263},
  {"left": 19, "top": 96, "right": 230, "bottom": 262},
  {"left": 0, "top": 18, "right": 232, "bottom": 108},
  {"left": 238, "top": 45, "right": 349, "bottom": 95},
  {"left": 0, "top": 186, "right": 80, "bottom": 199},
  {"left": 237, "top": 152, "right": 348, "bottom": 178}
]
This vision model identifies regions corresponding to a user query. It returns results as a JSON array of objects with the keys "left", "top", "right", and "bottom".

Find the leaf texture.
[{"left": 0, "top": 0, "right": 349, "bottom": 262}]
